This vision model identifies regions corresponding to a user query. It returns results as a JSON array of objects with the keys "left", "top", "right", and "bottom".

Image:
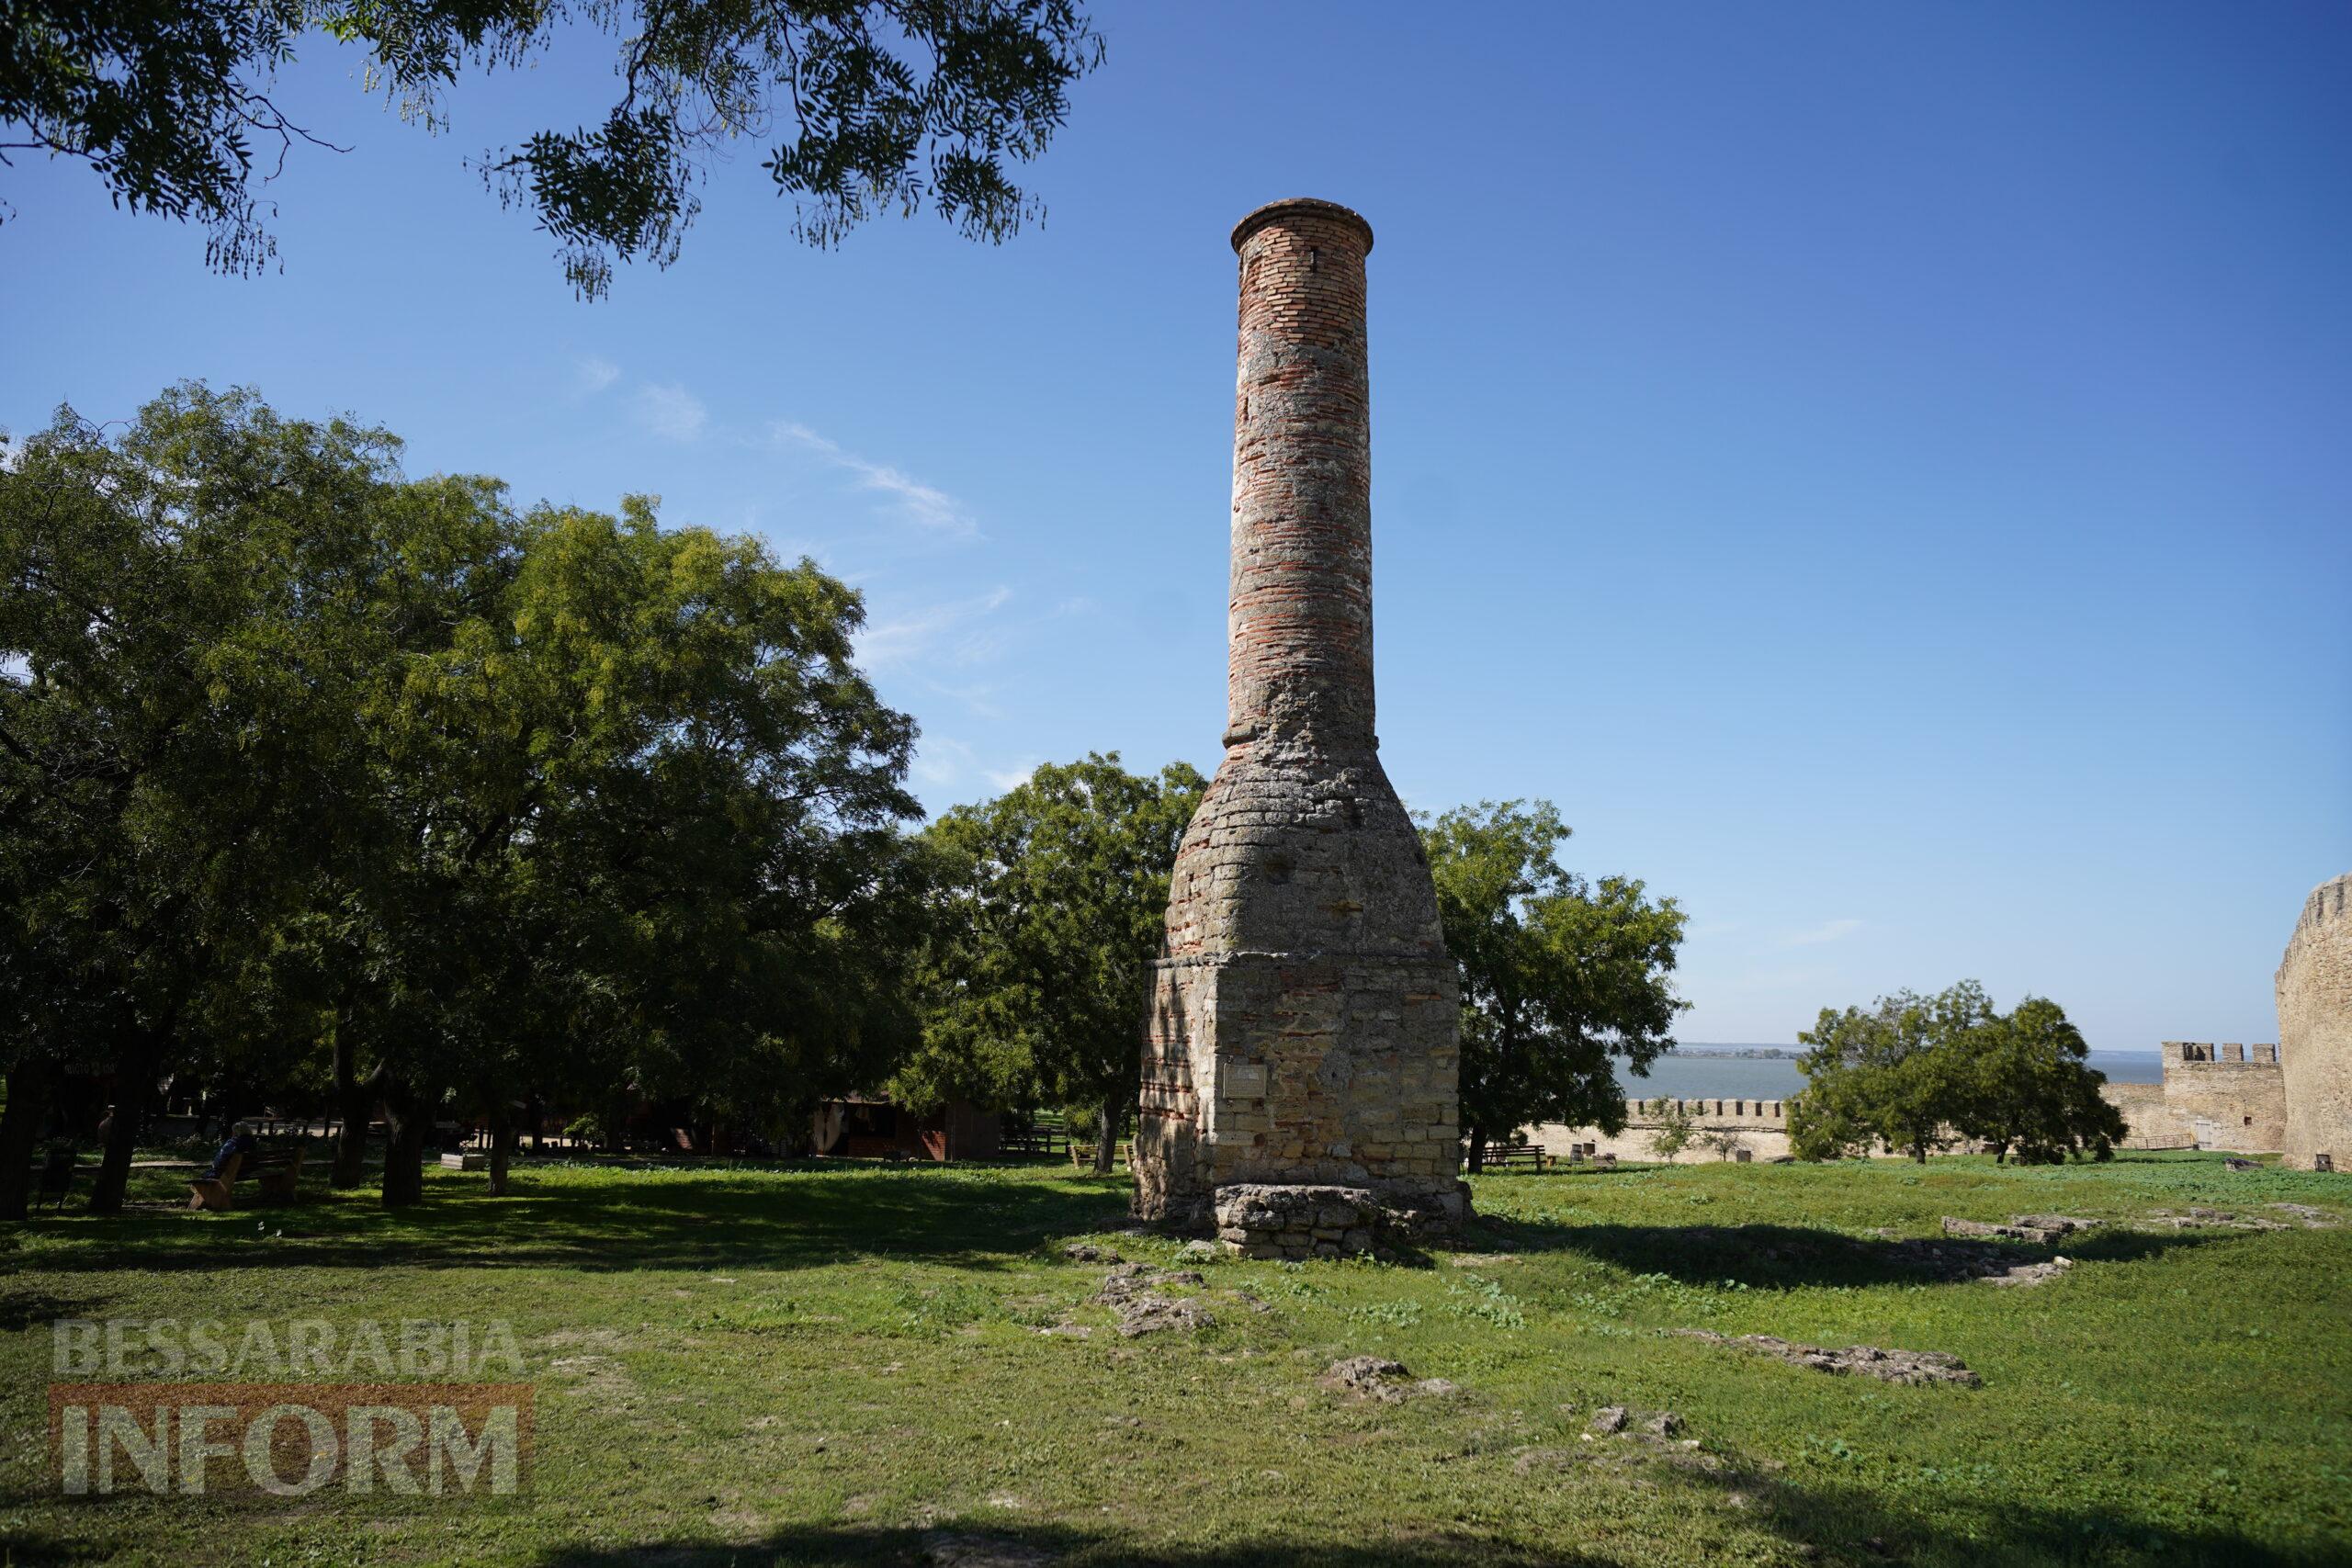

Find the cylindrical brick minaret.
[
  {"left": 1135, "top": 200, "right": 1464, "bottom": 1243},
  {"left": 1225, "top": 199, "right": 1377, "bottom": 750}
]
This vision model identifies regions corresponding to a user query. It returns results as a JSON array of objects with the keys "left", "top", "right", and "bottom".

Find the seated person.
[{"left": 205, "top": 1124, "right": 257, "bottom": 1180}]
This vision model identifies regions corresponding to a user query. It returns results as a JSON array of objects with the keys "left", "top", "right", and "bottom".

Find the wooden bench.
[
  {"left": 1069, "top": 1140, "right": 1133, "bottom": 1170},
  {"left": 187, "top": 1144, "right": 306, "bottom": 1211},
  {"left": 1484, "top": 1144, "right": 1549, "bottom": 1171}
]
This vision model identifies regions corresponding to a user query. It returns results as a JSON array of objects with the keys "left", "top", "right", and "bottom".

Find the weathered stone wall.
[
  {"left": 2102, "top": 1081, "right": 2174, "bottom": 1149},
  {"left": 2101, "top": 1043, "right": 2287, "bottom": 1153},
  {"left": 1531, "top": 1100, "right": 1794, "bottom": 1166},
  {"left": 1134, "top": 199, "right": 1463, "bottom": 1239},
  {"left": 2278, "top": 874, "right": 2352, "bottom": 1171}
]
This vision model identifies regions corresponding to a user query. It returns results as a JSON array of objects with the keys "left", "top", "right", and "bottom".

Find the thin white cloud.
[
  {"left": 912, "top": 737, "right": 978, "bottom": 788},
  {"left": 771, "top": 421, "right": 978, "bottom": 539},
  {"left": 1782, "top": 918, "right": 1863, "bottom": 948},
  {"left": 858, "top": 586, "right": 1012, "bottom": 671},
  {"left": 574, "top": 356, "right": 621, "bottom": 396},
  {"left": 924, "top": 678, "right": 1005, "bottom": 719},
  {"left": 637, "top": 382, "right": 707, "bottom": 442},
  {"left": 909, "top": 738, "right": 1034, "bottom": 803}
]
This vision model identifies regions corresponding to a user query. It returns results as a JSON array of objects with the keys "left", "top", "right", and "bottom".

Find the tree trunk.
[
  {"left": 331, "top": 1038, "right": 376, "bottom": 1189},
  {"left": 486, "top": 1096, "right": 517, "bottom": 1197},
  {"left": 88, "top": 1030, "right": 164, "bottom": 1216},
  {"left": 1091, "top": 1090, "right": 1122, "bottom": 1175},
  {"left": 1465, "top": 1127, "right": 1488, "bottom": 1175},
  {"left": 379, "top": 1082, "right": 429, "bottom": 1207},
  {"left": 0, "top": 1055, "right": 60, "bottom": 1221}
]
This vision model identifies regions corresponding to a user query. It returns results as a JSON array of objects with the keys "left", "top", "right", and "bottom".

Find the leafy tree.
[
  {"left": 3, "top": 384, "right": 924, "bottom": 1211},
  {"left": 1645, "top": 1100, "right": 1695, "bottom": 1161},
  {"left": 1421, "top": 801, "right": 1688, "bottom": 1173},
  {"left": 2, "top": 0, "right": 1105, "bottom": 295},
  {"left": 1790, "top": 984, "right": 1992, "bottom": 1163},
  {"left": 904, "top": 753, "right": 1203, "bottom": 1173},
  {"left": 1790, "top": 981, "right": 2117, "bottom": 1165},
  {"left": 325, "top": 492, "right": 923, "bottom": 1201},
  {"left": 1954, "top": 995, "right": 2124, "bottom": 1164},
  {"left": 0, "top": 387, "right": 403, "bottom": 1212}
]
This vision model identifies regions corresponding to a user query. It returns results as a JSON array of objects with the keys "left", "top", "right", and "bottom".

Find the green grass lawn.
[{"left": 3, "top": 1151, "right": 2348, "bottom": 1567}]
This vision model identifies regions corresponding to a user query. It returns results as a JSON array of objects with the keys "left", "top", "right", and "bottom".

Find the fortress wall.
[
  {"left": 1529, "top": 1100, "right": 1792, "bottom": 1166},
  {"left": 2278, "top": 874, "right": 2352, "bottom": 1171},
  {"left": 2099, "top": 1043, "right": 2286, "bottom": 1153},
  {"left": 2102, "top": 1082, "right": 2175, "bottom": 1148}
]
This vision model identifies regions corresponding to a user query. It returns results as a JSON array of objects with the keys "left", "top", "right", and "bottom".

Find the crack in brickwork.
[{"left": 1133, "top": 200, "right": 1464, "bottom": 1237}]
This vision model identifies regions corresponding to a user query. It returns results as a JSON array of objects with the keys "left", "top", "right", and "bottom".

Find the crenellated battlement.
[
  {"left": 1631, "top": 1098, "right": 1787, "bottom": 1122},
  {"left": 2165, "top": 1041, "right": 2280, "bottom": 1067}
]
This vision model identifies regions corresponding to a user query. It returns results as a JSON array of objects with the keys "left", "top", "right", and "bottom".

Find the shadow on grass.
[
  {"left": 520, "top": 1492, "right": 2325, "bottom": 1568},
  {"left": 1652, "top": 1436, "right": 2332, "bottom": 1568},
  {"left": 1472, "top": 1214, "right": 2233, "bottom": 1290},
  {"left": 532, "top": 1523, "right": 1610, "bottom": 1568},
  {"left": 6, "top": 1163, "right": 1136, "bottom": 1280}
]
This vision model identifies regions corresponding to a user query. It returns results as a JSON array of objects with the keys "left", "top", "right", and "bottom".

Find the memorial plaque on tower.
[{"left": 1133, "top": 199, "right": 1467, "bottom": 1254}]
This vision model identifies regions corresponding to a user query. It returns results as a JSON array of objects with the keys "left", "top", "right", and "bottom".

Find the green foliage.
[
  {"left": 1, "top": 0, "right": 1105, "bottom": 296},
  {"left": 1421, "top": 800, "right": 1688, "bottom": 1162},
  {"left": 1955, "top": 995, "right": 2127, "bottom": 1163},
  {"left": 1, "top": 384, "right": 425, "bottom": 1203},
  {"left": 1647, "top": 1100, "right": 1696, "bottom": 1158},
  {"left": 896, "top": 754, "right": 1203, "bottom": 1169},
  {"left": 1, "top": 382, "right": 923, "bottom": 1201},
  {"left": 1791, "top": 981, "right": 2122, "bottom": 1164}
]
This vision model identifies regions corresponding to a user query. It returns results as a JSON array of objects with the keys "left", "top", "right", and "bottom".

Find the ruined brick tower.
[
  {"left": 1133, "top": 199, "right": 1465, "bottom": 1249},
  {"left": 2278, "top": 872, "right": 2352, "bottom": 1171}
]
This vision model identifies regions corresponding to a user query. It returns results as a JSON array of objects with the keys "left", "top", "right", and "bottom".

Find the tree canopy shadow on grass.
[
  {"left": 1471, "top": 1213, "right": 2233, "bottom": 1291},
  {"left": 7, "top": 1162, "right": 1136, "bottom": 1280},
  {"left": 530, "top": 1523, "right": 1613, "bottom": 1568},
  {"left": 1648, "top": 1428, "right": 2335, "bottom": 1568},
  {"left": 519, "top": 1486, "right": 2328, "bottom": 1568}
]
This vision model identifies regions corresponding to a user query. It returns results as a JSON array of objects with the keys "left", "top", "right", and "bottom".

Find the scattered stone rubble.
[
  {"left": 1215, "top": 1183, "right": 1379, "bottom": 1259},
  {"left": 1672, "top": 1330, "right": 1982, "bottom": 1388},
  {"left": 2143, "top": 1206, "right": 2286, "bottom": 1232},
  {"left": 1318, "top": 1356, "right": 1457, "bottom": 1404},
  {"left": 1940, "top": 1214, "right": 2098, "bottom": 1244},
  {"left": 1040, "top": 1261, "right": 1246, "bottom": 1340},
  {"left": 1060, "top": 1243, "right": 1123, "bottom": 1263},
  {"left": 1888, "top": 1233, "right": 2074, "bottom": 1287},
  {"left": 1573, "top": 1404, "right": 1688, "bottom": 1446},
  {"left": 1093, "top": 1263, "right": 1214, "bottom": 1337},
  {"left": 922, "top": 1531, "right": 1054, "bottom": 1568}
]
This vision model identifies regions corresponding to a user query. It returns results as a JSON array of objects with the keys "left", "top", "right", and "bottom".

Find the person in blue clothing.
[{"left": 204, "top": 1123, "right": 257, "bottom": 1179}]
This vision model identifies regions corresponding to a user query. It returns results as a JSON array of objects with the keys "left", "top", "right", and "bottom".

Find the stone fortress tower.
[
  {"left": 1133, "top": 199, "right": 1465, "bottom": 1253},
  {"left": 2278, "top": 872, "right": 2352, "bottom": 1171}
]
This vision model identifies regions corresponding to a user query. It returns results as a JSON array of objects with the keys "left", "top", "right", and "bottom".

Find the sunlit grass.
[{"left": 1, "top": 1151, "right": 2346, "bottom": 1566}]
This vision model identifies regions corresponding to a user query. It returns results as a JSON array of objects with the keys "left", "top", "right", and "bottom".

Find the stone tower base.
[{"left": 1136, "top": 950, "right": 1467, "bottom": 1239}]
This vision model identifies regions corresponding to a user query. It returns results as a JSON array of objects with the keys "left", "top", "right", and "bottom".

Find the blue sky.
[{"left": 6, "top": 3, "right": 2346, "bottom": 1049}]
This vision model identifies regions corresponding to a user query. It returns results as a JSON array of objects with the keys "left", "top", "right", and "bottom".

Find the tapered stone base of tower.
[
  {"left": 1132, "top": 200, "right": 1466, "bottom": 1248},
  {"left": 2278, "top": 874, "right": 2352, "bottom": 1172}
]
